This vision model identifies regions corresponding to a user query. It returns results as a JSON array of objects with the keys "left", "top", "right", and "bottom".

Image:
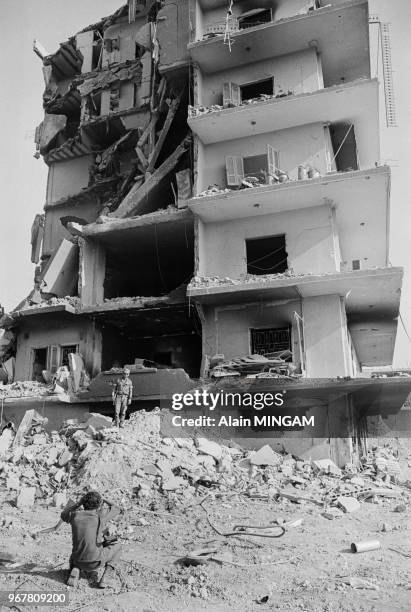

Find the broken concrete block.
[
  {"left": 322, "top": 508, "right": 344, "bottom": 520},
  {"left": 58, "top": 449, "right": 73, "bottom": 467},
  {"left": 349, "top": 476, "right": 365, "bottom": 487},
  {"left": 394, "top": 504, "right": 406, "bottom": 513},
  {"left": 337, "top": 496, "right": 361, "bottom": 513},
  {"left": 134, "top": 517, "right": 149, "bottom": 526},
  {"left": 6, "top": 474, "right": 20, "bottom": 490},
  {"left": 16, "top": 486, "right": 36, "bottom": 509},
  {"left": 32, "top": 433, "right": 47, "bottom": 445},
  {"left": 142, "top": 463, "right": 159, "bottom": 476},
  {"left": 0, "top": 428, "right": 14, "bottom": 455},
  {"left": 86, "top": 413, "right": 113, "bottom": 431},
  {"left": 313, "top": 459, "right": 342, "bottom": 476},
  {"left": 250, "top": 445, "right": 281, "bottom": 467},
  {"left": 162, "top": 476, "right": 186, "bottom": 491},
  {"left": 196, "top": 438, "right": 222, "bottom": 461},
  {"left": 54, "top": 468, "right": 66, "bottom": 483},
  {"left": 53, "top": 491, "right": 68, "bottom": 508},
  {"left": 46, "top": 447, "right": 59, "bottom": 466},
  {"left": 72, "top": 430, "right": 90, "bottom": 450}
]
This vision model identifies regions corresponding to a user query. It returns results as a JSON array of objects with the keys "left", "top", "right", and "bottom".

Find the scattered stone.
[
  {"left": 32, "top": 433, "right": 47, "bottom": 445},
  {"left": 250, "top": 445, "right": 281, "bottom": 467},
  {"left": 72, "top": 430, "right": 90, "bottom": 450},
  {"left": 394, "top": 504, "right": 406, "bottom": 513},
  {"left": 322, "top": 508, "right": 344, "bottom": 520},
  {"left": 381, "top": 522, "right": 393, "bottom": 532},
  {"left": 58, "top": 449, "right": 73, "bottom": 467},
  {"left": 134, "top": 517, "right": 149, "bottom": 526},
  {"left": 54, "top": 468, "right": 66, "bottom": 483},
  {"left": 337, "top": 496, "right": 361, "bottom": 513},
  {"left": 16, "top": 486, "right": 36, "bottom": 509},
  {"left": 195, "top": 438, "right": 222, "bottom": 461},
  {"left": 162, "top": 476, "right": 186, "bottom": 491},
  {"left": 313, "top": 459, "right": 342, "bottom": 476},
  {"left": 53, "top": 491, "right": 68, "bottom": 507},
  {"left": 6, "top": 474, "right": 20, "bottom": 490}
]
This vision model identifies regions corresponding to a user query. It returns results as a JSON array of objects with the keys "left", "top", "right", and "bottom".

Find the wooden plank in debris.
[
  {"left": 147, "top": 95, "right": 181, "bottom": 172},
  {"left": 135, "top": 145, "right": 148, "bottom": 169},
  {"left": 113, "top": 137, "right": 190, "bottom": 218}
]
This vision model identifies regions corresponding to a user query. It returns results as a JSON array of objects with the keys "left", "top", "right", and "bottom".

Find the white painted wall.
[
  {"left": 198, "top": 48, "right": 322, "bottom": 107},
  {"left": 46, "top": 156, "right": 92, "bottom": 205},
  {"left": 200, "top": 205, "right": 338, "bottom": 278},
  {"left": 198, "top": 122, "right": 328, "bottom": 192}
]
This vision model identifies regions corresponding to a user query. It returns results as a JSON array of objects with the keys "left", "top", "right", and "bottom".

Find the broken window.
[
  {"left": 238, "top": 9, "right": 272, "bottom": 30},
  {"left": 240, "top": 78, "right": 274, "bottom": 102},
  {"left": 246, "top": 234, "right": 288, "bottom": 275},
  {"left": 250, "top": 327, "right": 291, "bottom": 356},
  {"left": 329, "top": 123, "right": 358, "bottom": 172},
  {"left": 60, "top": 344, "right": 79, "bottom": 368},
  {"left": 31, "top": 348, "right": 47, "bottom": 382},
  {"left": 225, "top": 145, "right": 280, "bottom": 186}
]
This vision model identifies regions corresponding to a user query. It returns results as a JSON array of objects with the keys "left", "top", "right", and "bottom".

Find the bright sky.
[{"left": 0, "top": 1, "right": 410, "bottom": 366}]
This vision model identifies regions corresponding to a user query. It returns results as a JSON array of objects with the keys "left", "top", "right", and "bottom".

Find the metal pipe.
[{"left": 351, "top": 540, "right": 381, "bottom": 553}]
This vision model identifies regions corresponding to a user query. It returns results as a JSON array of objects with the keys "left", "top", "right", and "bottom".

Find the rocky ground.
[{"left": 1, "top": 410, "right": 411, "bottom": 612}]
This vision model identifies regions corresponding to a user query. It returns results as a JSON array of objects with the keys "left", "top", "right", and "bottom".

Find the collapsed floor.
[{"left": 1, "top": 409, "right": 411, "bottom": 611}]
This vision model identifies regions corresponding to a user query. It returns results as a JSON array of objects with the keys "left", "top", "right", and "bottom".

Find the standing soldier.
[{"left": 112, "top": 367, "right": 133, "bottom": 427}]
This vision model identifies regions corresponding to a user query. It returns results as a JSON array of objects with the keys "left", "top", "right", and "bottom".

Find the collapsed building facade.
[{"left": 1, "top": 0, "right": 410, "bottom": 464}]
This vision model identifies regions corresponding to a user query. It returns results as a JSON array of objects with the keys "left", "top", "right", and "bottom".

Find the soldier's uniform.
[{"left": 112, "top": 377, "right": 133, "bottom": 427}]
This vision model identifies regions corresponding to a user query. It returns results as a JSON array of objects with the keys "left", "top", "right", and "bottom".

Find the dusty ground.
[{"left": 1, "top": 476, "right": 411, "bottom": 612}]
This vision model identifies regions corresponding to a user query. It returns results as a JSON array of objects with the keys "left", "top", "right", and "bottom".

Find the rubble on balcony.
[
  {"left": 188, "top": 91, "right": 294, "bottom": 117},
  {"left": 189, "top": 271, "right": 297, "bottom": 289},
  {"left": 18, "top": 296, "right": 80, "bottom": 312},
  {"left": 209, "top": 353, "right": 300, "bottom": 380}
]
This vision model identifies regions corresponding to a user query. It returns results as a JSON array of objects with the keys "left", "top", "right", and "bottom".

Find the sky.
[{"left": 0, "top": 0, "right": 410, "bottom": 366}]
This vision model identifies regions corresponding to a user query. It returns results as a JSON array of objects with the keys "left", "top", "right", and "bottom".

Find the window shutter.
[
  {"left": 223, "top": 82, "right": 240, "bottom": 107},
  {"left": 223, "top": 82, "right": 232, "bottom": 107},
  {"left": 231, "top": 83, "right": 240, "bottom": 106},
  {"left": 48, "top": 345, "right": 59, "bottom": 373},
  {"left": 225, "top": 156, "right": 244, "bottom": 186},
  {"left": 267, "top": 144, "right": 280, "bottom": 174}
]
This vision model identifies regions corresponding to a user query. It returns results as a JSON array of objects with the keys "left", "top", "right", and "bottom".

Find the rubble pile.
[
  {"left": 189, "top": 270, "right": 297, "bottom": 289},
  {"left": 209, "top": 352, "right": 299, "bottom": 379},
  {"left": 1, "top": 409, "right": 409, "bottom": 518},
  {"left": 188, "top": 91, "right": 294, "bottom": 118},
  {"left": 0, "top": 381, "right": 49, "bottom": 399},
  {"left": 19, "top": 296, "right": 80, "bottom": 312}
]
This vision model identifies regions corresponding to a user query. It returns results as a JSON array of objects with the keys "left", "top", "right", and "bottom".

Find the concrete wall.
[
  {"left": 201, "top": 294, "right": 351, "bottom": 378},
  {"left": 199, "top": 49, "right": 322, "bottom": 106},
  {"left": 198, "top": 122, "right": 328, "bottom": 192},
  {"left": 79, "top": 238, "right": 106, "bottom": 306},
  {"left": 202, "top": 299, "right": 302, "bottom": 366},
  {"left": 199, "top": 205, "right": 338, "bottom": 278},
  {"left": 157, "top": 0, "right": 190, "bottom": 69},
  {"left": 102, "top": 19, "right": 146, "bottom": 66},
  {"left": 42, "top": 197, "right": 101, "bottom": 258},
  {"left": 14, "top": 317, "right": 94, "bottom": 381},
  {"left": 46, "top": 156, "right": 92, "bottom": 205},
  {"left": 302, "top": 294, "right": 350, "bottom": 377}
]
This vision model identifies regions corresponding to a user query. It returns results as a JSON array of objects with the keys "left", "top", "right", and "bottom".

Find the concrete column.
[
  {"left": 78, "top": 238, "right": 106, "bottom": 307},
  {"left": 302, "top": 294, "right": 350, "bottom": 378},
  {"left": 81, "top": 319, "right": 102, "bottom": 377}
]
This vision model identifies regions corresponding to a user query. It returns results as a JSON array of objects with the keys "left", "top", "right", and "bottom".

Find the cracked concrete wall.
[
  {"left": 200, "top": 48, "right": 323, "bottom": 107},
  {"left": 199, "top": 205, "right": 337, "bottom": 279}
]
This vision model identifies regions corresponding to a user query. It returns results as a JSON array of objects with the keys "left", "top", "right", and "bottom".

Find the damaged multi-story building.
[{"left": 1, "top": 0, "right": 411, "bottom": 464}]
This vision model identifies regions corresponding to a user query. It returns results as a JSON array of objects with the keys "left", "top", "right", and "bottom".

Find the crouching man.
[{"left": 61, "top": 491, "right": 122, "bottom": 588}]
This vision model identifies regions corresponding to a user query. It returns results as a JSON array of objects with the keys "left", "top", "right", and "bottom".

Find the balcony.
[
  {"left": 188, "top": 0, "right": 370, "bottom": 86},
  {"left": 187, "top": 266, "right": 402, "bottom": 366},
  {"left": 189, "top": 165, "right": 390, "bottom": 220},
  {"left": 188, "top": 79, "right": 379, "bottom": 156}
]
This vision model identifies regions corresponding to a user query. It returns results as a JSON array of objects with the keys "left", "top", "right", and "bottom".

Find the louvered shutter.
[{"left": 225, "top": 156, "right": 244, "bottom": 186}]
